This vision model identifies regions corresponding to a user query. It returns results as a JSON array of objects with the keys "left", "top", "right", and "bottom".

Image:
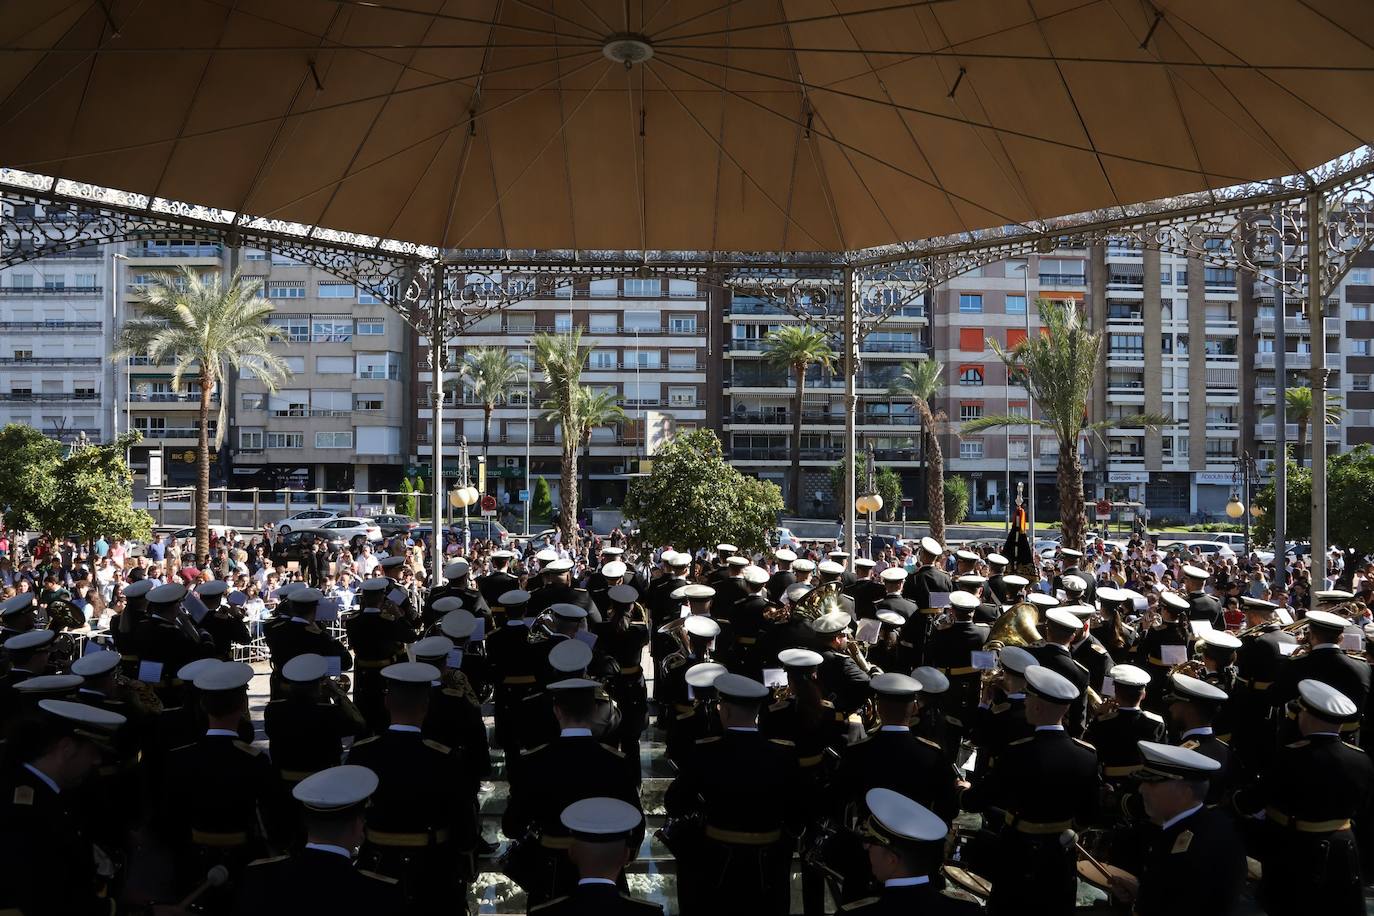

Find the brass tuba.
[
  {"left": 985, "top": 601, "right": 1043, "bottom": 650},
  {"left": 792, "top": 581, "right": 844, "bottom": 623}
]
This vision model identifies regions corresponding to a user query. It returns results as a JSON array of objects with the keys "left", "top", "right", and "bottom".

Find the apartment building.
[
  {"left": 415, "top": 276, "right": 719, "bottom": 512},
  {"left": 722, "top": 281, "right": 930, "bottom": 514},
  {"left": 0, "top": 228, "right": 114, "bottom": 447},
  {"left": 232, "top": 248, "right": 411, "bottom": 493}
]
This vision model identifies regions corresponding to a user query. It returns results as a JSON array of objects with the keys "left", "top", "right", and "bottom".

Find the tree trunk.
[
  {"left": 1058, "top": 440, "right": 1086, "bottom": 550},
  {"left": 924, "top": 414, "right": 946, "bottom": 544},
  {"left": 196, "top": 370, "right": 212, "bottom": 566},
  {"left": 582, "top": 436, "right": 592, "bottom": 520},
  {"left": 482, "top": 403, "right": 493, "bottom": 475},
  {"left": 1296, "top": 417, "right": 1308, "bottom": 467},
  {"left": 560, "top": 435, "right": 578, "bottom": 548},
  {"left": 791, "top": 369, "right": 805, "bottom": 515}
]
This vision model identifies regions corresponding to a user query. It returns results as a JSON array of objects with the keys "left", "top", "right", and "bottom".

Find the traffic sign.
[
  {"left": 480, "top": 494, "right": 497, "bottom": 512},
  {"left": 1095, "top": 498, "right": 1112, "bottom": 521},
  {"left": 481, "top": 509, "right": 496, "bottom": 517},
  {"left": 518, "top": 489, "right": 530, "bottom": 502}
]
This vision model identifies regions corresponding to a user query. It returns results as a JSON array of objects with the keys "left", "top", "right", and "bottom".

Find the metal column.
[
  {"left": 1272, "top": 205, "right": 1287, "bottom": 585},
  {"left": 843, "top": 267, "right": 859, "bottom": 559},
  {"left": 1306, "top": 194, "right": 1328, "bottom": 584},
  {"left": 1023, "top": 264, "right": 1036, "bottom": 541},
  {"left": 430, "top": 262, "right": 446, "bottom": 587}
]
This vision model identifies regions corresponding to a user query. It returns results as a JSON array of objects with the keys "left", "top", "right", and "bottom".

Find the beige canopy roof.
[{"left": 1, "top": 0, "right": 1370, "bottom": 253}]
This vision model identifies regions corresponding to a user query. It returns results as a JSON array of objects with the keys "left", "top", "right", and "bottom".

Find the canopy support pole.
[
  {"left": 844, "top": 267, "right": 858, "bottom": 559},
  {"left": 1306, "top": 193, "right": 1327, "bottom": 585},
  {"left": 431, "top": 261, "right": 447, "bottom": 587}
]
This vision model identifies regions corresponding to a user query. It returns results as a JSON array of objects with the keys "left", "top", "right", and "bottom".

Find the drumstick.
[
  {"left": 1060, "top": 830, "right": 1111, "bottom": 877},
  {"left": 177, "top": 864, "right": 229, "bottom": 908}
]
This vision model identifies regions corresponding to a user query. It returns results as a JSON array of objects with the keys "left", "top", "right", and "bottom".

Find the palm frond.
[
  {"left": 762, "top": 324, "right": 835, "bottom": 374},
  {"left": 961, "top": 414, "right": 1055, "bottom": 434}
]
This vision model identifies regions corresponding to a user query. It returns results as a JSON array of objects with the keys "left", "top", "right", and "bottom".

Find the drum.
[
  {"left": 942, "top": 865, "right": 992, "bottom": 901},
  {"left": 1076, "top": 859, "right": 1136, "bottom": 893}
]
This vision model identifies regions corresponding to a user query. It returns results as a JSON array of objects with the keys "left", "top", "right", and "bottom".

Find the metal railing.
[
  {"left": 0, "top": 286, "right": 103, "bottom": 297},
  {"left": 127, "top": 244, "right": 224, "bottom": 258},
  {"left": 0, "top": 320, "right": 104, "bottom": 331},
  {"left": 134, "top": 427, "right": 205, "bottom": 440},
  {"left": 128, "top": 392, "right": 216, "bottom": 403},
  {"left": 0, "top": 392, "right": 99, "bottom": 402},
  {"left": 0, "top": 356, "right": 103, "bottom": 366},
  {"left": 1040, "top": 273, "right": 1086, "bottom": 285}
]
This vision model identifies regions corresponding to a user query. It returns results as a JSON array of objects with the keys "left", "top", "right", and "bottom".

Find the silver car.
[
  {"left": 314, "top": 516, "right": 384, "bottom": 548},
  {"left": 275, "top": 509, "right": 340, "bottom": 534}
]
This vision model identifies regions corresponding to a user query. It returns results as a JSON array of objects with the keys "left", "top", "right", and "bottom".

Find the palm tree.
[
  {"left": 453, "top": 346, "right": 527, "bottom": 467},
  {"left": 114, "top": 267, "right": 290, "bottom": 563},
  {"left": 1261, "top": 385, "right": 1344, "bottom": 465},
  {"left": 561, "top": 386, "right": 627, "bottom": 515},
  {"left": 962, "top": 300, "right": 1167, "bottom": 550},
  {"left": 762, "top": 325, "right": 835, "bottom": 514},
  {"left": 533, "top": 329, "right": 592, "bottom": 544},
  {"left": 888, "top": 360, "right": 948, "bottom": 543}
]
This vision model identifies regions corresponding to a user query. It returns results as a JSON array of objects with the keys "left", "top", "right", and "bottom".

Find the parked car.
[
  {"left": 773, "top": 527, "right": 802, "bottom": 551},
  {"left": 275, "top": 509, "right": 340, "bottom": 535},
  {"left": 166, "top": 525, "right": 243, "bottom": 544},
  {"left": 413, "top": 518, "right": 512, "bottom": 547},
  {"left": 371, "top": 514, "right": 419, "bottom": 538},
  {"left": 270, "top": 529, "right": 345, "bottom": 566},
  {"left": 313, "top": 516, "right": 384, "bottom": 549},
  {"left": 1161, "top": 539, "right": 1236, "bottom": 561}
]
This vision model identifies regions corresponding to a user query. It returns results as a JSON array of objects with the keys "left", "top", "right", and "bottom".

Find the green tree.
[
  {"left": 1254, "top": 446, "right": 1374, "bottom": 564},
  {"left": 1261, "top": 385, "right": 1344, "bottom": 466},
  {"left": 963, "top": 301, "right": 1168, "bottom": 550},
  {"left": 41, "top": 433, "right": 152, "bottom": 544},
  {"left": 396, "top": 478, "right": 415, "bottom": 518},
  {"left": 531, "top": 476, "right": 555, "bottom": 527},
  {"left": 829, "top": 460, "right": 903, "bottom": 521},
  {"left": 888, "top": 360, "right": 947, "bottom": 541},
  {"left": 533, "top": 329, "right": 592, "bottom": 544},
  {"left": 762, "top": 325, "right": 835, "bottom": 514},
  {"left": 454, "top": 346, "right": 527, "bottom": 466},
  {"left": 943, "top": 476, "right": 971, "bottom": 526},
  {"left": 114, "top": 267, "right": 290, "bottom": 563},
  {"left": 625, "top": 429, "right": 784, "bottom": 556},
  {"left": 413, "top": 475, "right": 427, "bottom": 524},
  {"left": 0, "top": 425, "right": 63, "bottom": 531}
]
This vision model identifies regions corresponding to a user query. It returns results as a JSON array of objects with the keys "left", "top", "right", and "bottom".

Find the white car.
[
  {"left": 276, "top": 509, "right": 340, "bottom": 534},
  {"left": 311, "top": 516, "right": 384, "bottom": 548}
]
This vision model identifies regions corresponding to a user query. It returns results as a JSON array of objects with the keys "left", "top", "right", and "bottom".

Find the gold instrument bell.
[{"left": 985, "top": 602, "right": 1042, "bottom": 650}]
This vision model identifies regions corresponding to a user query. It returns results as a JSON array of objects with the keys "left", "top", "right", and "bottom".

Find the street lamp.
[{"left": 1227, "top": 451, "right": 1260, "bottom": 554}]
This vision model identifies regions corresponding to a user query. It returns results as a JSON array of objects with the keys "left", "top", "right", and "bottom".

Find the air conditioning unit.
[{"left": 613, "top": 465, "right": 625, "bottom": 475}]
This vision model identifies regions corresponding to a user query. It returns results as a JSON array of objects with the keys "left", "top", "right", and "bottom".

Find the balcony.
[
  {"left": 0, "top": 356, "right": 103, "bottom": 366},
  {"left": 1254, "top": 422, "right": 1341, "bottom": 440},
  {"left": 0, "top": 321, "right": 103, "bottom": 331},
  {"left": 726, "top": 410, "right": 922, "bottom": 427},
  {"left": 1254, "top": 352, "right": 1341, "bottom": 370},
  {"left": 51, "top": 427, "right": 102, "bottom": 441},
  {"left": 1040, "top": 273, "right": 1086, "bottom": 286},
  {"left": 128, "top": 392, "right": 217, "bottom": 403},
  {"left": 134, "top": 427, "right": 205, "bottom": 441},
  {"left": 1256, "top": 316, "right": 1342, "bottom": 334},
  {"left": 0, "top": 392, "right": 100, "bottom": 402},
  {"left": 126, "top": 244, "right": 224, "bottom": 258},
  {"left": 0, "top": 286, "right": 103, "bottom": 297}
]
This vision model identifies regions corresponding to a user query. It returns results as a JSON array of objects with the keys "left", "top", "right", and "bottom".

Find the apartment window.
[
  {"left": 10, "top": 274, "right": 34, "bottom": 289},
  {"left": 354, "top": 396, "right": 383, "bottom": 411},
  {"left": 354, "top": 318, "right": 384, "bottom": 336},
  {"left": 589, "top": 350, "right": 617, "bottom": 370},
  {"left": 632, "top": 350, "right": 661, "bottom": 369},
  {"left": 1352, "top": 375, "right": 1370, "bottom": 392},
  {"left": 507, "top": 312, "right": 536, "bottom": 332},
  {"left": 1205, "top": 303, "right": 1232, "bottom": 323},
  {"left": 316, "top": 355, "right": 353, "bottom": 374},
  {"left": 315, "top": 431, "right": 354, "bottom": 449},
  {"left": 270, "top": 391, "right": 308, "bottom": 418},
  {"left": 245, "top": 249, "right": 267, "bottom": 262},
  {"left": 270, "top": 315, "right": 310, "bottom": 341},
  {"left": 241, "top": 394, "right": 265, "bottom": 410},
  {"left": 358, "top": 289, "right": 382, "bottom": 305},
  {"left": 317, "top": 283, "right": 355, "bottom": 299},
  {"left": 1203, "top": 268, "right": 1237, "bottom": 289},
  {"left": 1005, "top": 294, "right": 1026, "bottom": 314},
  {"left": 1205, "top": 439, "right": 1238, "bottom": 459},
  {"left": 1352, "top": 305, "right": 1370, "bottom": 321},
  {"left": 960, "top": 440, "right": 984, "bottom": 459},
  {"left": 959, "top": 365, "right": 984, "bottom": 386},
  {"left": 554, "top": 313, "right": 573, "bottom": 333},
  {"left": 1349, "top": 269, "right": 1372, "bottom": 285},
  {"left": 959, "top": 294, "right": 983, "bottom": 313},
  {"left": 669, "top": 315, "right": 698, "bottom": 334},
  {"left": 310, "top": 316, "right": 352, "bottom": 342},
  {"left": 43, "top": 276, "right": 64, "bottom": 291},
  {"left": 282, "top": 356, "right": 305, "bottom": 374},
  {"left": 1040, "top": 259, "right": 1085, "bottom": 285},
  {"left": 624, "top": 311, "right": 659, "bottom": 331},
  {"left": 75, "top": 273, "right": 96, "bottom": 289},
  {"left": 589, "top": 313, "right": 618, "bottom": 333},
  {"left": 589, "top": 279, "right": 618, "bottom": 298},
  {"left": 1109, "top": 334, "right": 1144, "bottom": 355},
  {"left": 1009, "top": 401, "right": 1029, "bottom": 418},
  {"left": 13, "top": 350, "right": 32, "bottom": 360},
  {"left": 270, "top": 253, "right": 303, "bottom": 266},
  {"left": 356, "top": 352, "right": 399, "bottom": 380},
  {"left": 239, "top": 430, "right": 263, "bottom": 450},
  {"left": 266, "top": 282, "right": 305, "bottom": 299},
  {"left": 959, "top": 403, "right": 983, "bottom": 422},
  {"left": 1007, "top": 328, "right": 1028, "bottom": 348},
  {"left": 265, "top": 432, "right": 303, "bottom": 449},
  {"left": 1352, "top": 340, "right": 1370, "bottom": 356},
  {"left": 668, "top": 386, "right": 696, "bottom": 406},
  {"left": 623, "top": 278, "right": 660, "bottom": 297},
  {"left": 73, "top": 386, "right": 96, "bottom": 400},
  {"left": 669, "top": 350, "right": 696, "bottom": 369},
  {"left": 959, "top": 328, "right": 984, "bottom": 352},
  {"left": 669, "top": 279, "right": 698, "bottom": 298}
]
